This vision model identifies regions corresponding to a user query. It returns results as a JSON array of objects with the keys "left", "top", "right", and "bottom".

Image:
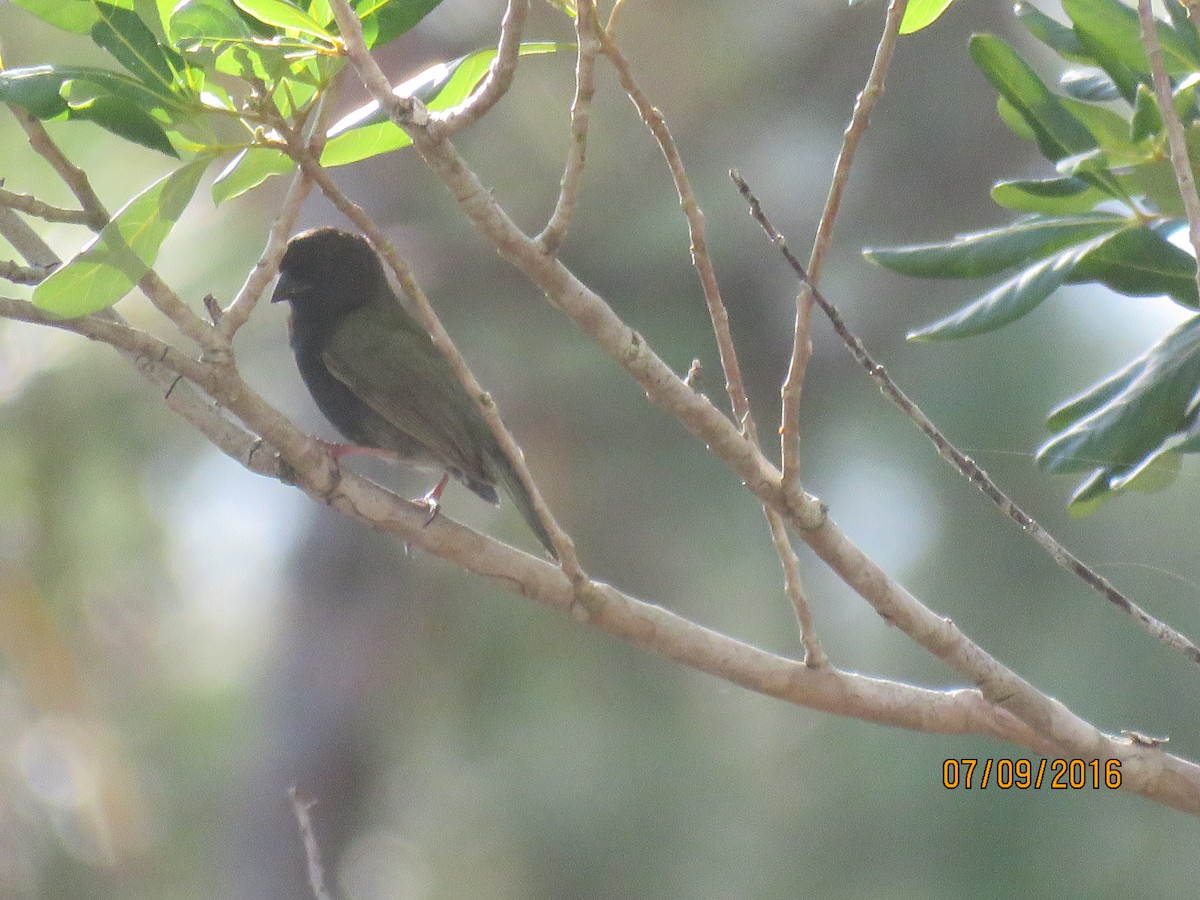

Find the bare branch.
[
  {"left": 0, "top": 185, "right": 103, "bottom": 228},
  {"left": 0, "top": 258, "right": 50, "bottom": 285},
  {"left": 537, "top": 0, "right": 600, "bottom": 252},
  {"left": 11, "top": 109, "right": 109, "bottom": 220},
  {"left": 733, "top": 169, "right": 1200, "bottom": 671},
  {"left": 289, "top": 788, "right": 334, "bottom": 900}
]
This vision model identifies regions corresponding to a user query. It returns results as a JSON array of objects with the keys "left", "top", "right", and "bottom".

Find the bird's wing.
[{"left": 319, "top": 301, "right": 493, "bottom": 481}]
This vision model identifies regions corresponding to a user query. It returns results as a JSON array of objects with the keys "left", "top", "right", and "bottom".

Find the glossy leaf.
[
  {"left": 168, "top": 0, "right": 256, "bottom": 47},
  {"left": 1037, "top": 315, "right": 1200, "bottom": 475},
  {"left": 1059, "top": 69, "right": 1121, "bottom": 103},
  {"left": 990, "top": 177, "right": 1108, "bottom": 214},
  {"left": 906, "top": 239, "right": 1105, "bottom": 342},
  {"left": 863, "top": 214, "right": 1123, "bottom": 279},
  {"left": 66, "top": 92, "right": 178, "bottom": 156},
  {"left": 33, "top": 159, "right": 210, "bottom": 317},
  {"left": 90, "top": 1, "right": 183, "bottom": 95},
  {"left": 1064, "top": 0, "right": 1196, "bottom": 80},
  {"left": 1066, "top": 225, "right": 1199, "bottom": 308},
  {"left": 971, "top": 34, "right": 1098, "bottom": 164}
]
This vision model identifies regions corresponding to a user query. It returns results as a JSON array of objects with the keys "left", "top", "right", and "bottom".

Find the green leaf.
[
  {"left": 33, "top": 159, "right": 210, "bottom": 317},
  {"left": 354, "top": 0, "right": 444, "bottom": 49},
  {"left": 8, "top": 0, "right": 100, "bottom": 34},
  {"left": 1061, "top": 96, "right": 1142, "bottom": 158},
  {"left": 0, "top": 64, "right": 180, "bottom": 117},
  {"left": 970, "top": 34, "right": 1098, "bottom": 163},
  {"left": 1046, "top": 356, "right": 1144, "bottom": 431},
  {"left": 168, "top": 0, "right": 255, "bottom": 48},
  {"left": 1165, "top": 0, "right": 1200, "bottom": 69},
  {"left": 863, "top": 213, "right": 1123, "bottom": 279},
  {"left": 1130, "top": 84, "right": 1163, "bottom": 142},
  {"left": 211, "top": 146, "right": 293, "bottom": 203},
  {"left": 1037, "top": 314, "right": 1200, "bottom": 473},
  {"left": 322, "top": 41, "right": 567, "bottom": 167},
  {"left": 906, "top": 240, "right": 1104, "bottom": 341},
  {"left": 232, "top": 0, "right": 334, "bottom": 42},
  {"left": 1064, "top": 0, "right": 1196, "bottom": 81},
  {"left": 1066, "top": 225, "right": 1199, "bottom": 308},
  {"left": 898, "top": 0, "right": 956, "bottom": 34},
  {"left": 66, "top": 92, "right": 178, "bottom": 155},
  {"left": 991, "top": 177, "right": 1109, "bottom": 215},
  {"left": 90, "top": 1, "right": 183, "bottom": 96},
  {"left": 1015, "top": 2, "right": 1087, "bottom": 60}
]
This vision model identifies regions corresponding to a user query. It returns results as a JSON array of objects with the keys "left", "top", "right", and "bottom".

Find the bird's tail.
[{"left": 491, "top": 452, "right": 557, "bottom": 559}]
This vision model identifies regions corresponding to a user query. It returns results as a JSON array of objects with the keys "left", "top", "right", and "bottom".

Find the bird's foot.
[
  {"left": 414, "top": 473, "right": 451, "bottom": 527},
  {"left": 316, "top": 438, "right": 400, "bottom": 463}
]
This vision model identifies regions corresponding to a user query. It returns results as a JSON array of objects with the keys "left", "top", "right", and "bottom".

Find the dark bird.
[{"left": 271, "top": 227, "right": 555, "bottom": 557}]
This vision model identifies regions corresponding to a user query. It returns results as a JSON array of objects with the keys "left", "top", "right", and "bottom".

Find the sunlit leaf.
[
  {"left": 898, "top": 0, "right": 956, "bottom": 34},
  {"left": 33, "top": 159, "right": 210, "bottom": 317},
  {"left": 90, "top": 1, "right": 183, "bottom": 95},
  {"left": 211, "top": 146, "right": 293, "bottom": 203},
  {"left": 8, "top": 0, "right": 99, "bottom": 34},
  {"left": 232, "top": 0, "right": 334, "bottom": 42},
  {"left": 322, "top": 41, "right": 567, "bottom": 167},
  {"left": 1066, "top": 225, "right": 1199, "bottom": 308}
]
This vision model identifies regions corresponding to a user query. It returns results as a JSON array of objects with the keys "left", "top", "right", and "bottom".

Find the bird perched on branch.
[{"left": 271, "top": 227, "right": 555, "bottom": 557}]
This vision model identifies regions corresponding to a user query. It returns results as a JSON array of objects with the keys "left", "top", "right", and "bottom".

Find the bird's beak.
[{"left": 270, "top": 270, "right": 308, "bottom": 304}]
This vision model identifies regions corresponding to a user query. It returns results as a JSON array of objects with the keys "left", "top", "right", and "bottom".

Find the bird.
[{"left": 271, "top": 227, "right": 556, "bottom": 558}]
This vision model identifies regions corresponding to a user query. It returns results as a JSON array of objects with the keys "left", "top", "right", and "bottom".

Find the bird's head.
[{"left": 271, "top": 227, "right": 385, "bottom": 318}]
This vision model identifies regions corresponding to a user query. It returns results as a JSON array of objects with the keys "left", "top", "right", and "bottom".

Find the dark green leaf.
[
  {"left": 863, "top": 213, "right": 1123, "bottom": 279},
  {"left": 8, "top": 0, "right": 99, "bottom": 34},
  {"left": 906, "top": 240, "right": 1103, "bottom": 341},
  {"left": 0, "top": 64, "right": 180, "bottom": 117},
  {"left": 1046, "top": 356, "right": 1144, "bottom": 431},
  {"left": 1066, "top": 225, "right": 1199, "bottom": 308},
  {"left": 90, "top": 1, "right": 183, "bottom": 95},
  {"left": 970, "top": 34, "right": 1098, "bottom": 163},
  {"left": 991, "top": 177, "right": 1109, "bottom": 215},
  {"left": 67, "top": 93, "right": 178, "bottom": 155},
  {"left": 33, "top": 158, "right": 210, "bottom": 317},
  {"left": 353, "top": 0, "right": 444, "bottom": 49},
  {"left": 1037, "top": 314, "right": 1200, "bottom": 473}
]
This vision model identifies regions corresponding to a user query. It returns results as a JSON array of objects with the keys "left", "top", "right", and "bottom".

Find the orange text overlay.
[{"left": 942, "top": 758, "right": 1121, "bottom": 790}]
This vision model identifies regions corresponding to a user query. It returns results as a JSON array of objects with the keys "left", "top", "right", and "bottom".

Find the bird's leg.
[
  {"left": 413, "top": 472, "right": 450, "bottom": 526},
  {"left": 316, "top": 438, "right": 402, "bottom": 463}
]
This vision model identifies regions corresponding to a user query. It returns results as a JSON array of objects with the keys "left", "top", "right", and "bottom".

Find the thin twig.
[
  {"left": 289, "top": 787, "right": 335, "bottom": 900},
  {"left": 11, "top": 109, "right": 109, "bottom": 219},
  {"left": 599, "top": 28, "right": 753, "bottom": 435},
  {"left": 217, "top": 79, "right": 342, "bottom": 338},
  {"left": 0, "top": 259, "right": 51, "bottom": 285},
  {"left": 322, "top": 0, "right": 582, "bottom": 574},
  {"left": 598, "top": 27, "right": 823, "bottom": 658},
  {"left": 733, "top": 169, "right": 1200, "bottom": 670},
  {"left": 781, "top": 0, "right": 908, "bottom": 498},
  {"left": 439, "top": 0, "right": 528, "bottom": 136},
  {"left": 537, "top": 0, "right": 599, "bottom": 252},
  {"left": 0, "top": 186, "right": 103, "bottom": 228},
  {"left": 1139, "top": 0, "right": 1200, "bottom": 302}
]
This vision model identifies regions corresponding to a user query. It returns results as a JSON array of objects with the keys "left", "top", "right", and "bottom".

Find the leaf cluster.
[
  {"left": 0, "top": 0, "right": 567, "bottom": 317},
  {"left": 865, "top": 0, "right": 1200, "bottom": 514}
]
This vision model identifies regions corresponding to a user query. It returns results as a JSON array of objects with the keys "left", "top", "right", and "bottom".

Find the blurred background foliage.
[{"left": 1, "top": 0, "right": 1200, "bottom": 897}]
